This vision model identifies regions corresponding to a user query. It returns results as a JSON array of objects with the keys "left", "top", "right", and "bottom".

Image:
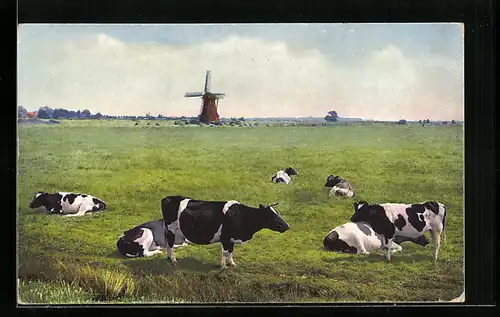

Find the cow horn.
[{"left": 268, "top": 202, "right": 279, "bottom": 207}]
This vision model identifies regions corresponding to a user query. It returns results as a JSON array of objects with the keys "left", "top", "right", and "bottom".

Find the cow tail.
[{"left": 442, "top": 207, "right": 447, "bottom": 244}]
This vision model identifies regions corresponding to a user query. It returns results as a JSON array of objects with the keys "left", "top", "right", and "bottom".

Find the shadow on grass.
[
  {"left": 291, "top": 188, "right": 326, "bottom": 204},
  {"left": 323, "top": 253, "right": 432, "bottom": 264},
  {"left": 121, "top": 256, "right": 219, "bottom": 275},
  {"left": 108, "top": 250, "right": 124, "bottom": 259}
]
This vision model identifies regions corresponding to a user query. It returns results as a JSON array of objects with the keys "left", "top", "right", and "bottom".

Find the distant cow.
[
  {"left": 324, "top": 175, "right": 355, "bottom": 197},
  {"left": 161, "top": 196, "right": 290, "bottom": 268},
  {"left": 29, "top": 192, "right": 106, "bottom": 217},
  {"left": 271, "top": 167, "right": 298, "bottom": 184},
  {"left": 117, "top": 219, "right": 188, "bottom": 258},
  {"left": 350, "top": 200, "right": 447, "bottom": 261},
  {"left": 323, "top": 221, "right": 430, "bottom": 255}
]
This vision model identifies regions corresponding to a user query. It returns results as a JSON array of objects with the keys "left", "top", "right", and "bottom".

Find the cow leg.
[
  {"left": 143, "top": 249, "right": 163, "bottom": 257},
  {"left": 390, "top": 243, "right": 403, "bottom": 254},
  {"left": 355, "top": 239, "right": 369, "bottom": 255},
  {"left": 228, "top": 243, "right": 236, "bottom": 266},
  {"left": 220, "top": 240, "right": 235, "bottom": 268},
  {"left": 165, "top": 230, "right": 178, "bottom": 265},
  {"left": 429, "top": 229, "right": 442, "bottom": 261},
  {"left": 381, "top": 238, "right": 393, "bottom": 261},
  {"left": 357, "top": 247, "right": 370, "bottom": 255},
  {"left": 65, "top": 204, "right": 92, "bottom": 217},
  {"left": 149, "top": 242, "right": 162, "bottom": 251}
]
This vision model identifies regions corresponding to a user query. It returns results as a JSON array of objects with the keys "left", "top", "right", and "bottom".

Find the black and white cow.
[
  {"left": 323, "top": 221, "right": 430, "bottom": 255},
  {"left": 324, "top": 175, "right": 355, "bottom": 197},
  {"left": 29, "top": 191, "right": 106, "bottom": 217},
  {"left": 161, "top": 196, "right": 290, "bottom": 268},
  {"left": 350, "top": 200, "right": 447, "bottom": 261},
  {"left": 271, "top": 167, "right": 298, "bottom": 184},
  {"left": 116, "top": 219, "right": 188, "bottom": 258}
]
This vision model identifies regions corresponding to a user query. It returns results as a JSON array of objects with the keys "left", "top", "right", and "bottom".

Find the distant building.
[{"left": 27, "top": 111, "right": 37, "bottom": 118}]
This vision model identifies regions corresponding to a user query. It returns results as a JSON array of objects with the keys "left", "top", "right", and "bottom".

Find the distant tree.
[
  {"left": 158, "top": 114, "right": 163, "bottom": 119},
  {"left": 418, "top": 119, "right": 422, "bottom": 124},
  {"left": 442, "top": 121, "right": 448, "bottom": 124},
  {"left": 324, "top": 110, "right": 338, "bottom": 122},
  {"left": 67, "top": 110, "right": 77, "bottom": 118},
  {"left": 52, "top": 108, "right": 70, "bottom": 119},
  {"left": 76, "top": 110, "right": 81, "bottom": 118},
  {"left": 81, "top": 109, "right": 91, "bottom": 118},
  {"left": 93, "top": 112, "right": 103, "bottom": 119},
  {"left": 37, "top": 106, "right": 54, "bottom": 119},
  {"left": 239, "top": 117, "right": 245, "bottom": 121},
  {"left": 451, "top": 120, "right": 456, "bottom": 124},
  {"left": 397, "top": 119, "right": 407, "bottom": 125},
  {"left": 18, "top": 105, "right": 28, "bottom": 118},
  {"left": 425, "top": 119, "right": 430, "bottom": 124}
]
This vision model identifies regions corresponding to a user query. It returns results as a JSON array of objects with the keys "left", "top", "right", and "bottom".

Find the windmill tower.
[{"left": 184, "top": 70, "right": 226, "bottom": 124}]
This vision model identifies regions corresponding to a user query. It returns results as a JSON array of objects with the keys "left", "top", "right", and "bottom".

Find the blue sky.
[{"left": 18, "top": 23, "right": 464, "bottom": 120}]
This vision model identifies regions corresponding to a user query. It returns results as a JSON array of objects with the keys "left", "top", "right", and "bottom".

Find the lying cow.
[
  {"left": 29, "top": 191, "right": 106, "bottom": 217},
  {"left": 117, "top": 219, "right": 188, "bottom": 258},
  {"left": 350, "top": 200, "right": 447, "bottom": 261},
  {"left": 324, "top": 175, "right": 355, "bottom": 197},
  {"left": 271, "top": 167, "right": 298, "bottom": 184},
  {"left": 161, "top": 196, "right": 290, "bottom": 268},
  {"left": 323, "top": 221, "right": 430, "bottom": 255}
]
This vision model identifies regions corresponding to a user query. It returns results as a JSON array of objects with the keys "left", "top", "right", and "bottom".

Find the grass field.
[{"left": 17, "top": 120, "right": 464, "bottom": 303}]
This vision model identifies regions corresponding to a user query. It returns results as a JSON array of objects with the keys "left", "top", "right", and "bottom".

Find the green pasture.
[{"left": 17, "top": 120, "right": 464, "bottom": 303}]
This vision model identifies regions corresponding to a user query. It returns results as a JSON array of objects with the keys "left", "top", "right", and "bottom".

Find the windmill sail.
[
  {"left": 204, "top": 70, "right": 212, "bottom": 93},
  {"left": 184, "top": 92, "right": 204, "bottom": 98},
  {"left": 212, "top": 93, "right": 225, "bottom": 99}
]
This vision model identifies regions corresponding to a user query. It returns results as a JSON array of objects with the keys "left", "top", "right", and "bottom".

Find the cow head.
[
  {"left": 350, "top": 201, "right": 373, "bottom": 223},
  {"left": 284, "top": 167, "right": 298, "bottom": 176},
  {"left": 258, "top": 202, "right": 290, "bottom": 233},
  {"left": 29, "top": 192, "right": 48, "bottom": 208},
  {"left": 325, "top": 175, "right": 342, "bottom": 187}
]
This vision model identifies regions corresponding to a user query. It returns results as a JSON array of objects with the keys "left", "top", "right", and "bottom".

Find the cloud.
[{"left": 18, "top": 30, "right": 463, "bottom": 121}]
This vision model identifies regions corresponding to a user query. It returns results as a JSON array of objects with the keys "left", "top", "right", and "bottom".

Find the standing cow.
[
  {"left": 271, "top": 167, "right": 298, "bottom": 184},
  {"left": 161, "top": 196, "right": 290, "bottom": 268},
  {"left": 29, "top": 191, "right": 106, "bottom": 217},
  {"left": 349, "top": 200, "right": 447, "bottom": 261},
  {"left": 323, "top": 221, "right": 430, "bottom": 255},
  {"left": 116, "top": 219, "right": 188, "bottom": 258}
]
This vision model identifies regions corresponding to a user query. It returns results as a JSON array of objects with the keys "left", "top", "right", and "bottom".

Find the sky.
[{"left": 17, "top": 23, "right": 464, "bottom": 121}]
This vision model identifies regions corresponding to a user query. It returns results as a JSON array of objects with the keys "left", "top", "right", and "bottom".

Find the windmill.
[{"left": 184, "top": 70, "right": 226, "bottom": 124}]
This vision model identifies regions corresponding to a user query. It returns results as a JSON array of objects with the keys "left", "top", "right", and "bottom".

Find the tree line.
[{"left": 18, "top": 106, "right": 103, "bottom": 120}]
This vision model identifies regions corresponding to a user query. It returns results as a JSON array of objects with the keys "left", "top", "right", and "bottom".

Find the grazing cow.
[
  {"left": 350, "top": 200, "right": 447, "bottom": 261},
  {"left": 161, "top": 196, "right": 290, "bottom": 268},
  {"left": 29, "top": 192, "right": 106, "bottom": 217},
  {"left": 271, "top": 167, "right": 298, "bottom": 184},
  {"left": 117, "top": 219, "right": 188, "bottom": 258},
  {"left": 323, "top": 222, "right": 430, "bottom": 255},
  {"left": 324, "top": 175, "right": 355, "bottom": 197}
]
